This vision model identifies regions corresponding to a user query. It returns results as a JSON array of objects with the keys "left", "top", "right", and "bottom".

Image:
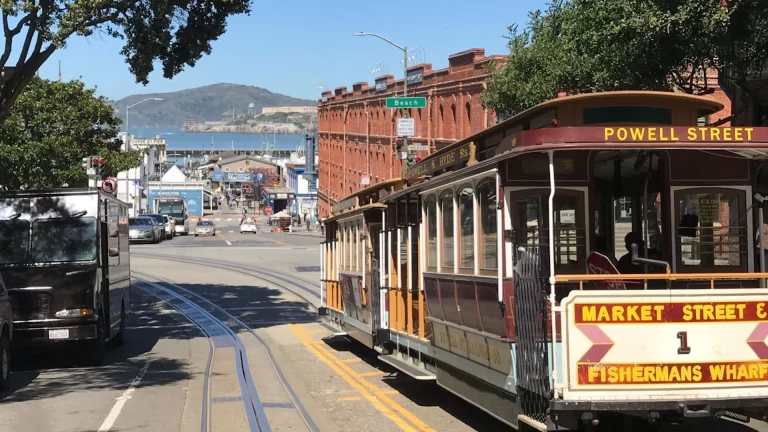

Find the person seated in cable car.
[{"left": 618, "top": 232, "right": 663, "bottom": 274}]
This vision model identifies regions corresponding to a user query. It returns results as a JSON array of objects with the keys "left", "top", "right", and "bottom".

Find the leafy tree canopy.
[
  {"left": 0, "top": 0, "right": 251, "bottom": 122},
  {"left": 481, "top": 0, "right": 768, "bottom": 120},
  {"left": 0, "top": 76, "right": 144, "bottom": 190}
]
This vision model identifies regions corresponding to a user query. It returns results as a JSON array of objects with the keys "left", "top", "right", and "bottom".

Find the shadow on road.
[
  {"left": 156, "top": 282, "right": 319, "bottom": 330},
  {"left": 0, "top": 290, "right": 192, "bottom": 403},
  {"left": 321, "top": 335, "right": 515, "bottom": 432}
]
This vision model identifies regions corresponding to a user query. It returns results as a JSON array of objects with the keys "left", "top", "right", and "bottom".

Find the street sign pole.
[{"left": 401, "top": 46, "right": 408, "bottom": 178}]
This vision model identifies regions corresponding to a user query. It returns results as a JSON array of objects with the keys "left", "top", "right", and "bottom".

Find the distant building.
[
  {"left": 116, "top": 133, "right": 158, "bottom": 217},
  {"left": 181, "top": 119, "right": 201, "bottom": 130},
  {"left": 285, "top": 163, "right": 318, "bottom": 217},
  {"left": 248, "top": 103, "right": 257, "bottom": 115},
  {"left": 261, "top": 106, "right": 317, "bottom": 115}
]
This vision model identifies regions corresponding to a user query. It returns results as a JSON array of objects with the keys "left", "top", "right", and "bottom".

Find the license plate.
[{"left": 48, "top": 329, "right": 69, "bottom": 340}]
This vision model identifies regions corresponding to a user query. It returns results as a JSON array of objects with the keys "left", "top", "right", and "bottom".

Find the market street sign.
[{"left": 386, "top": 97, "right": 426, "bottom": 109}]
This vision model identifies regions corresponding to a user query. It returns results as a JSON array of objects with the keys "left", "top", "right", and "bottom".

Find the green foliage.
[
  {"left": 481, "top": 0, "right": 768, "bottom": 118},
  {"left": 0, "top": 0, "right": 251, "bottom": 122},
  {"left": 0, "top": 77, "right": 144, "bottom": 190}
]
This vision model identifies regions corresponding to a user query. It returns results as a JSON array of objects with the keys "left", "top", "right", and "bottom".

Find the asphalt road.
[{"left": 3, "top": 217, "right": 768, "bottom": 431}]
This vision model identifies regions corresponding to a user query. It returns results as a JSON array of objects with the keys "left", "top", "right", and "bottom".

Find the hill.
[{"left": 109, "top": 83, "right": 316, "bottom": 128}]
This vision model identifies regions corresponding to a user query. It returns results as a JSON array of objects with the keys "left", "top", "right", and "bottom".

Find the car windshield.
[
  {"left": 163, "top": 216, "right": 169, "bottom": 222},
  {"left": 146, "top": 214, "right": 164, "bottom": 224},
  {"left": 130, "top": 218, "right": 152, "bottom": 226},
  {"left": 30, "top": 218, "right": 97, "bottom": 263},
  {"left": 0, "top": 219, "right": 30, "bottom": 264},
  {"left": 197, "top": 221, "right": 213, "bottom": 226}
]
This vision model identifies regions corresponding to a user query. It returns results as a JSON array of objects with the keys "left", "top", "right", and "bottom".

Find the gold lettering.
[
  {"left": 659, "top": 127, "right": 668, "bottom": 141},
  {"left": 723, "top": 128, "right": 732, "bottom": 141},
  {"left": 735, "top": 128, "right": 744, "bottom": 141},
  {"left": 711, "top": 127, "right": 721, "bottom": 141},
  {"left": 654, "top": 305, "right": 664, "bottom": 320},
  {"left": 647, "top": 128, "right": 657, "bottom": 141},
  {"left": 597, "top": 306, "right": 610, "bottom": 321},
  {"left": 582, "top": 306, "right": 597, "bottom": 322},
  {"left": 758, "top": 302, "right": 767, "bottom": 319},
  {"left": 611, "top": 306, "right": 624, "bottom": 322},
  {"left": 737, "top": 303, "right": 746, "bottom": 319},
  {"left": 687, "top": 127, "right": 697, "bottom": 140},
  {"left": 683, "top": 304, "right": 692, "bottom": 321},
  {"left": 627, "top": 305, "right": 640, "bottom": 321},
  {"left": 604, "top": 128, "right": 615, "bottom": 140},
  {"left": 630, "top": 128, "right": 645, "bottom": 140},
  {"left": 747, "top": 128, "right": 754, "bottom": 141},
  {"left": 671, "top": 128, "right": 679, "bottom": 140},
  {"left": 617, "top": 128, "right": 628, "bottom": 141}
]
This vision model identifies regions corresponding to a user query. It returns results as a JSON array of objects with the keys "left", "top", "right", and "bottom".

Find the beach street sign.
[{"left": 386, "top": 97, "right": 426, "bottom": 109}]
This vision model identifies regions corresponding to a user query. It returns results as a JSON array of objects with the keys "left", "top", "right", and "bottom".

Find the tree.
[
  {"left": 0, "top": 0, "right": 251, "bottom": 122},
  {"left": 481, "top": 0, "right": 768, "bottom": 121},
  {"left": 0, "top": 76, "right": 144, "bottom": 190}
]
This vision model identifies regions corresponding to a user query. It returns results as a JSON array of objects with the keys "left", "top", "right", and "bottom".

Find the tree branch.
[
  {"left": 16, "top": 14, "right": 39, "bottom": 68},
  {"left": 0, "top": 11, "right": 13, "bottom": 71}
]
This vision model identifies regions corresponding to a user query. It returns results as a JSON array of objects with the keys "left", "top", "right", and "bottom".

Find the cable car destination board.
[{"left": 560, "top": 289, "right": 768, "bottom": 401}]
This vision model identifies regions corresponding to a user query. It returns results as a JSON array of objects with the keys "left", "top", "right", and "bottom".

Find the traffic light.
[
  {"left": 395, "top": 138, "right": 403, "bottom": 152},
  {"left": 405, "top": 154, "right": 416, "bottom": 168},
  {"left": 91, "top": 156, "right": 105, "bottom": 176},
  {"left": 82, "top": 157, "right": 92, "bottom": 170}
]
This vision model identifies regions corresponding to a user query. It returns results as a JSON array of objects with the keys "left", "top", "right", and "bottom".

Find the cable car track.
[{"left": 133, "top": 271, "right": 320, "bottom": 432}]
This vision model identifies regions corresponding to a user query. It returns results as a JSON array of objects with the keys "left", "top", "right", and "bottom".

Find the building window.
[
  {"left": 225, "top": 168, "right": 230, "bottom": 172},
  {"left": 424, "top": 195, "right": 437, "bottom": 270},
  {"left": 457, "top": 185, "right": 474, "bottom": 270},
  {"left": 477, "top": 180, "right": 497, "bottom": 272},
  {"left": 440, "top": 190, "right": 454, "bottom": 270}
]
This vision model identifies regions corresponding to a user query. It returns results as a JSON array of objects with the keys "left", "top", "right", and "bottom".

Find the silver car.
[
  {"left": 194, "top": 220, "right": 216, "bottom": 237},
  {"left": 129, "top": 217, "right": 161, "bottom": 243}
]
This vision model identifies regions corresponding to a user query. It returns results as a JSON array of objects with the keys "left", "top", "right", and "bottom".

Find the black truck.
[{"left": 0, "top": 188, "right": 131, "bottom": 364}]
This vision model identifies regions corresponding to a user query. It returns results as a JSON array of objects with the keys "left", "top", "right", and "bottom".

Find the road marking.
[
  {"left": 265, "top": 237, "right": 292, "bottom": 247},
  {"left": 342, "top": 358, "right": 362, "bottom": 363},
  {"left": 337, "top": 396, "right": 361, "bottom": 401},
  {"left": 291, "top": 324, "right": 435, "bottom": 432},
  {"left": 216, "top": 233, "right": 233, "bottom": 246},
  {"left": 97, "top": 359, "right": 154, "bottom": 432},
  {"left": 289, "top": 324, "right": 417, "bottom": 432},
  {"left": 360, "top": 370, "right": 386, "bottom": 377}
]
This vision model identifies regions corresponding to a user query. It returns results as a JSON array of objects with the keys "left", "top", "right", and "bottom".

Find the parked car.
[
  {"left": 194, "top": 220, "right": 216, "bottom": 237},
  {"left": 143, "top": 214, "right": 167, "bottom": 240},
  {"left": 129, "top": 217, "right": 162, "bottom": 243},
  {"left": 162, "top": 215, "right": 174, "bottom": 239},
  {"left": 0, "top": 273, "right": 12, "bottom": 390},
  {"left": 240, "top": 218, "right": 258, "bottom": 234}
]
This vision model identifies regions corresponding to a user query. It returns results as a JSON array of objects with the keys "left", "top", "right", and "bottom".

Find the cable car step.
[
  {"left": 319, "top": 322, "right": 346, "bottom": 336},
  {"left": 378, "top": 354, "right": 436, "bottom": 381}
]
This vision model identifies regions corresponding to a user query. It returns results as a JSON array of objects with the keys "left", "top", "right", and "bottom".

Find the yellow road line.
[
  {"left": 360, "top": 371, "right": 386, "bottom": 377},
  {"left": 288, "top": 324, "right": 417, "bottom": 432},
  {"left": 305, "top": 329, "right": 328, "bottom": 334},
  {"left": 342, "top": 358, "right": 362, "bottom": 363},
  {"left": 265, "top": 237, "right": 292, "bottom": 247},
  {"left": 292, "top": 324, "right": 436, "bottom": 432},
  {"left": 337, "top": 396, "right": 361, "bottom": 401}
]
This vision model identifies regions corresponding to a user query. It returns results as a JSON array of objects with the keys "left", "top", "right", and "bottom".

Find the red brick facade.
[{"left": 316, "top": 48, "right": 505, "bottom": 217}]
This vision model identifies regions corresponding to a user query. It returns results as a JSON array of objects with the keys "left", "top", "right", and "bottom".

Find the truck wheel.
[
  {"left": 112, "top": 304, "right": 126, "bottom": 347},
  {"left": 0, "top": 330, "right": 10, "bottom": 391}
]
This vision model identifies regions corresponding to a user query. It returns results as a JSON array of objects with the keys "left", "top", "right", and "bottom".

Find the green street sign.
[{"left": 386, "top": 97, "right": 427, "bottom": 109}]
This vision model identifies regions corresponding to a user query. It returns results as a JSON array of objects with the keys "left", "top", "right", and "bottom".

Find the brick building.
[{"left": 316, "top": 48, "right": 505, "bottom": 217}]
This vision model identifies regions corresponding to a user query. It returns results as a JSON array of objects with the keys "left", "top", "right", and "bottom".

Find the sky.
[{"left": 33, "top": 0, "right": 549, "bottom": 102}]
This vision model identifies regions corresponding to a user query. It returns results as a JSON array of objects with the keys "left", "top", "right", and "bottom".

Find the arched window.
[
  {"left": 440, "top": 190, "right": 454, "bottom": 269},
  {"left": 451, "top": 104, "right": 457, "bottom": 139},
  {"left": 465, "top": 102, "right": 472, "bottom": 135},
  {"left": 424, "top": 195, "right": 437, "bottom": 270},
  {"left": 439, "top": 105, "right": 444, "bottom": 138},
  {"left": 477, "top": 180, "right": 497, "bottom": 272},
  {"left": 457, "top": 185, "right": 474, "bottom": 270}
]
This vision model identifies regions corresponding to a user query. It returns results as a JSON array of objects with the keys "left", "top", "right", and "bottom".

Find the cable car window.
[
  {"left": 424, "top": 195, "right": 437, "bottom": 270},
  {"left": 441, "top": 191, "right": 455, "bottom": 270},
  {"left": 675, "top": 188, "right": 747, "bottom": 270},
  {"left": 457, "top": 185, "right": 474, "bottom": 270},
  {"left": 477, "top": 180, "right": 497, "bottom": 271}
]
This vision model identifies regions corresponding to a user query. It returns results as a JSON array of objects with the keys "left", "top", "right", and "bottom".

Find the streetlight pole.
[
  {"left": 354, "top": 32, "right": 410, "bottom": 177},
  {"left": 125, "top": 97, "right": 164, "bottom": 137}
]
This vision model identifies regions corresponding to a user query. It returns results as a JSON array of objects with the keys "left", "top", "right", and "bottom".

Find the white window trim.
[{"left": 669, "top": 185, "right": 753, "bottom": 273}]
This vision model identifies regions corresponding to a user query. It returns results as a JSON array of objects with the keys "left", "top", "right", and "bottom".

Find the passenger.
[{"left": 617, "top": 232, "right": 645, "bottom": 274}]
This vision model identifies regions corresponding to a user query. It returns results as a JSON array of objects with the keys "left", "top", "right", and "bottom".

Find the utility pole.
[{"left": 354, "top": 32, "right": 412, "bottom": 178}]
